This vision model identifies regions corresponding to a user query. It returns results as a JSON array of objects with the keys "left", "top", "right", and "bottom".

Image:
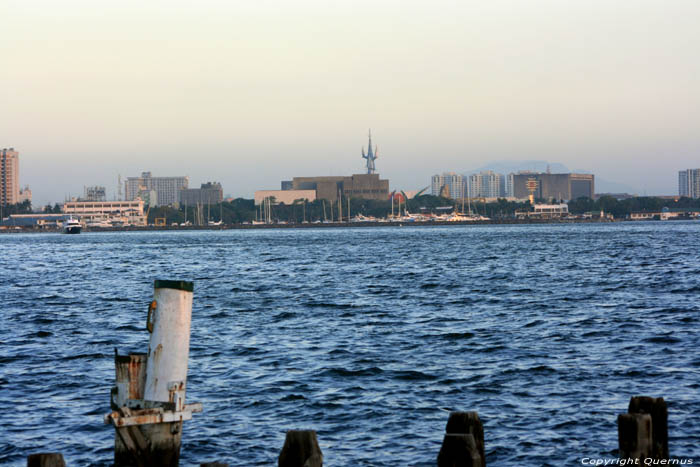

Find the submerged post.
[
  {"left": 278, "top": 430, "right": 323, "bottom": 467},
  {"left": 105, "top": 280, "right": 202, "bottom": 467},
  {"left": 628, "top": 396, "right": 668, "bottom": 459},
  {"left": 618, "top": 413, "right": 653, "bottom": 459},
  {"left": 26, "top": 453, "right": 66, "bottom": 467},
  {"left": 438, "top": 411, "right": 485, "bottom": 467}
]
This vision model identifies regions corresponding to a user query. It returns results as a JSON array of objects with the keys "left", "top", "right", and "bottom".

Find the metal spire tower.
[{"left": 361, "top": 129, "right": 378, "bottom": 174}]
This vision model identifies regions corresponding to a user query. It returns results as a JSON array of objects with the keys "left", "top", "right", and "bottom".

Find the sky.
[{"left": 2, "top": 0, "right": 699, "bottom": 206}]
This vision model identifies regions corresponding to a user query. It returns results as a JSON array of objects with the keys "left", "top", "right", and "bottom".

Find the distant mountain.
[
  {"left": 591, "top": 178, "right": 638, "bottom": 195},
  {"left": 466, "top": 160, "right": 571, "bottom": 175}
]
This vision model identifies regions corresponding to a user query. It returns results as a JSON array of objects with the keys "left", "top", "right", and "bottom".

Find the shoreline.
[{"left": 0, "top": 217, "right": 625, "bottom": 233}]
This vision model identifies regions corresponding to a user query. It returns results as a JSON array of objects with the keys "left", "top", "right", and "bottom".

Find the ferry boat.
[{"left": 63, "top": 217, "right": 82, "bottom": 234}]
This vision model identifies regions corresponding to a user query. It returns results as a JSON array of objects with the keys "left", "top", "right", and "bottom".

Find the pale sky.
[{"left": 2, "top": 0, "right": 699, "bottom": 205}]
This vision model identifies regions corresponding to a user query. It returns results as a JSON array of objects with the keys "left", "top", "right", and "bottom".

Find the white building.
[
  {"left": 468, "top": 171, "right": 505, "bottom": 198},
  {"left": 125, "top": 172, "right": 188, "bottom": 206},
  {"left": 63, "top": 199, "right": 146, "bottom": 225},
  {"left": 431, "top": 172, "right": 466, "bottom": 199},
  {"left": 679, "top": 169, "right": 700, "bottom": 198}
]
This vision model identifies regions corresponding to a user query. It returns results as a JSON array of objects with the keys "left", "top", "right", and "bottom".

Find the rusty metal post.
[
  {"left": 112, "top": 352, "right": 147, "bottom": 465},
  {"left": 105, "top": 280, "right": 201, "bottom": 467}
]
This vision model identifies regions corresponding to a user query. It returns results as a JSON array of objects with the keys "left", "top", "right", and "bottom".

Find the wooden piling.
[
  {"left": 438, "top": 411, "right": 485, "bottom": 467},
  {"left": 278, "top": 430, "right": 323, "bottom": 467},
  {"left": 628, "top": 396, "right": 668, "bottom": 459},
  {"left": 26, "top": 453, "right": 66, "bottom": 467},
  {"left": 618, "top": 413, "right": 653, "bottom": 459},
  {"left": 438, "top": 434, "right": 482, "bottom": 467}
]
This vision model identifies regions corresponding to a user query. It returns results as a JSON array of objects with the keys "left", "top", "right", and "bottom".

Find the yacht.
[{"left": 63, "top": 217, "right": 82, "bottom": 234}]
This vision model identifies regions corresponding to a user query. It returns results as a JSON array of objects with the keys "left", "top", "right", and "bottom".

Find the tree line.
[{"left": 4, "top": 195, "right": 700, "bottom": 225}]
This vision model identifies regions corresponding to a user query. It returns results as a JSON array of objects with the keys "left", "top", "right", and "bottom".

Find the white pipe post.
[{"left": 145, "top": 280, "right": 194, "bottom": 408}]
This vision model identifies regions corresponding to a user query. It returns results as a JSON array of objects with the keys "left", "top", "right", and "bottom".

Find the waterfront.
[{"left": 1, "top": 222, "right": 699, "bottom": 465}]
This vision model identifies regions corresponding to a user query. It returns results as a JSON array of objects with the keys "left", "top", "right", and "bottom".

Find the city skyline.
[{"left": 3, "top": 1, "right": 700, "bottom": 206}]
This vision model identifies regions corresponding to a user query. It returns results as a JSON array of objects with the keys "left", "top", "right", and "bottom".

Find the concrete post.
[
  {"left": 628, "top": 396, "right": 668, "bottom": 459},
  {"left": 278, "top": 430, "right": 323, "bottom": 467},
  {"left": 618, "top": 413, "right": 653, "bottom": 460},
  {"left": 26, "top": 453, "right": 66, "bottom": 467}
]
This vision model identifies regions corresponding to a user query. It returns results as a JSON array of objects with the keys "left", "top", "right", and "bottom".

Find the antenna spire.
[{"left": 361, "top": 129, "right": 377, "bottom": 174}]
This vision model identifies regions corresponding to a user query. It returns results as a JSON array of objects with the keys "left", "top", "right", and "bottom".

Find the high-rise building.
[
  {"left": 468, "top": 171, "right": 505, "bottom": 198},
  {"left": 83, "top": 186, "right": 106, "bottom": 201},
  {"left": 431, "top": 172, "right": 466, "bottom": 199},
  {"left": 179, "top": 182, "right": 224, "bottom": 206},
  {"left": 510, "top": 172, "right": 594, "bottom": 201},
  {"left": 1, "top": 148, "right": 20, "bottom": 205},
  {"left": 505, "top": 173, "right": 515, "bottom": 198},
  {"left": 679, "top": 169, "right": 700, "bottom": 198},
  {"left": 125, "top": 172, "right": 188, "bottom": 206}
]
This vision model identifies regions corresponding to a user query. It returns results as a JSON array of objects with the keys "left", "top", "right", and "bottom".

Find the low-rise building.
[
  {"left": 630, "top": 208, "right": 700, "bottom": 220},
  {"left": 515, "top": 203, "right": 569, "bottom": 219},
  {"left": 291, "top": 174, "right": 389, "bottom": 202},
  {"left": 63, "top": 199, "right": 146, "bottom": 225},
  {"left": 254, "top": 189, "right": 316, "bottom": 206}
]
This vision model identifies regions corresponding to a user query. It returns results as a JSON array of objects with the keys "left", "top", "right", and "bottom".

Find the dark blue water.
[{"left": 1, "top": 223, "right": 699, "bottom": 466}]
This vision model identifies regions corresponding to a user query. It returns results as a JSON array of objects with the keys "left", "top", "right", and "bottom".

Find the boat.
[{"left": 63, "top": 217, "right": 82, "bottom": 234}]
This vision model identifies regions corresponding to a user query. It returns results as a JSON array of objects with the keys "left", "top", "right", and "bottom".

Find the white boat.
[{"left": 63, "top": 217, "right": 82, "bottom": 234}]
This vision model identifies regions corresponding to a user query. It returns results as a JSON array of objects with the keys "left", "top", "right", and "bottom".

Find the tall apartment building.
[
  {"left": 431, "top": 173, "right": 466, "bottom": 199},
  {"left": 505, "top": 173, "right": 514, "bottom": 198},
  {"left": 1, "top": 148, "right": 20, "bottom": 205},
  {"left": 125, "top": 172, "right": 188, "bottom": 206},
  {"left": 468, "top": 171, "right": 505, "bottom": 198},
  {"left": 679, "top": 169, "right": 700, "bottom": 198}
]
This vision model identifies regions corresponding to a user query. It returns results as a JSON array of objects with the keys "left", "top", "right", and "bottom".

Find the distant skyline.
[{"left": 2, "top": 0, "right": 699, "bottom": 206}]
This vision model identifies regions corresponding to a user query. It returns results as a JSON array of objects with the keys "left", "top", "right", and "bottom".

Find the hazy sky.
[{"left": 2, "top": 0, "right": 699, "bottom": 205}]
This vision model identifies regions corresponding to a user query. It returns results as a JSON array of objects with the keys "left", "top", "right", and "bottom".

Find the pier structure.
[{"left": 104, "top": 280, "right": 202, "bottom": 466}]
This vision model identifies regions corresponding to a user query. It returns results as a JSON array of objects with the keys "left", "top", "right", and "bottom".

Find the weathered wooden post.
[
  {"left": 278, "top": 430, "right": 323, "bottom": 467},
  {"left": 26, "top": 453, "right": 66, "bottom": 467},
  {"left": 618, "top": 396, "right": 669, "bottom": 461},
  {"left": 628, "top": 396, "right": 668, "bottom": 459},
  {"left": 105, "top": 280, "right": 202, "bottom": 467},
  {"left": 618, "top": 413, "right": 653, "bottom": 459},
  {"left": 438, "top": 411, "right": 485, "bottom": 467}
]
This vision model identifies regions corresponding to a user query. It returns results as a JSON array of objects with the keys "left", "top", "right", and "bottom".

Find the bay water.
[{"left": 1, "top": 223, "right": 699, "bottom": 465}]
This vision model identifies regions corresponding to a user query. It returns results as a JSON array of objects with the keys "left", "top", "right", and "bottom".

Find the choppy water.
[{"left": 1, "top": 223, "right": 699, "bottom": 466}]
